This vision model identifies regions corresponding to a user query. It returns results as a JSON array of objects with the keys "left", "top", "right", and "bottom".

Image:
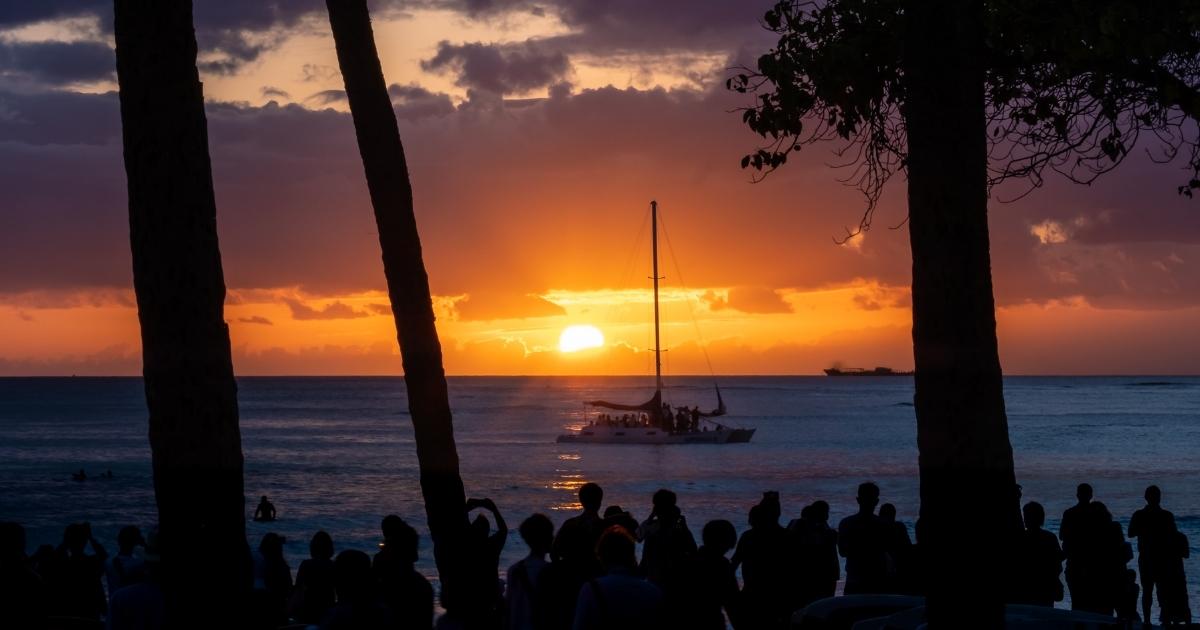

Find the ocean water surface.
[{"left": 1, "top": 375, "right": 1197, "bottom": 614}]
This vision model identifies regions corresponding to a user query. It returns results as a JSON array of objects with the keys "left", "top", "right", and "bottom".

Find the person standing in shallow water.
[
  {"left": 254, "top": 495, "right": 277, "bottom": 522},
  {"left": 838, "top": 482, "right": 887, "bottom": 595},
  {"left": 1013, "top": 502, "right": 1063, "bottom": 607},
  {"left": 1129, "top": 485, "right": 1190, "bottom": 625}
]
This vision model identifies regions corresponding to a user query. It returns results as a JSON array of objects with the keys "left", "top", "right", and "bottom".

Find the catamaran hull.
[{"left": 556, "top": 425, "right": 755, "bottom": 444}]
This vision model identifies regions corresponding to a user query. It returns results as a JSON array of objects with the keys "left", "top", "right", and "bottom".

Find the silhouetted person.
[
  {"left": 1012, "top": 502, "right": 1063, "bottom": 607},
  {"left": 1128, "top": 485, "right": 1186, "bottom": 624},
  {"left": 637, "top": 489, "right": 696, "bottom": 587},
  {"left": 106, "top": 525, "right": 146, "bottom": 601},
  {"left": 1157, "top": 529, "right": 1192, "bottom": 625},
  {"left": 0, "top": 522, "right": 48, "bottom": 628},
  {"left": 508, "top": 514, "right": 553, "bottom": 630},
  {"left": 373, "top": 515, "right": 433, "bottom": 630},
  {"left": 46, "top": 521, "right": 108, "bottom": 619},
  {"left": 541, "top": 487, "right": 606, "bottom": 630},
  {"left": 322, "top": 549, "right": 394, "bottom": 629},
  {"left": 602, "top": 505, "right": 639, "bottom": 536},
  {"left": 107, "top": 528, "right": 165, "bottom": 630},
  {"left": 456, "top": 497, "right": 508, "bottom": 627},
  {"left": 680, "top": 519, "right": 741, "bottom": 630},
  {"left": 254, "top": 495, "right": 277, "bottom": 522},
  {"left": 1091, "top": 502, "right": 1138, "bottom": 620},
  {"left": 838, "top": 482, "right": 887, "bottom": 594},
  {"left": 732, "top": 492, "right": 794, "bottom": 628},
  {"left": 790, "top": 500, "right": 840, "bottom": 606},
  {"left": 1060, "top": 483, "right": 1102, "bottom": 612},
  {"left": 573, "top": 526, "right": 662, "bottom": 630},
  {"left": 554, "top": 482, "right": 605, "bottom": 577},
  {"left": 293, "top": 530, "right": 337, "bottom": 625},
  {"left": 878, "top": 503, "right": 913, "bottom": 594},
  {"left": 252, "top": 532, "right": 292, "bottom": 626}
]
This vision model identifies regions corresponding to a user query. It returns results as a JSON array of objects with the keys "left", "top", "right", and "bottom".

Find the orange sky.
[{"left": 1, "top": 4, "right": 1198, "bottom": 376}]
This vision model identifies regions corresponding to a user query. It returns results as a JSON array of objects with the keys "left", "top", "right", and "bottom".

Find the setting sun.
[{"left": 558, "top": 325, "right": 605, "bottom": 353}]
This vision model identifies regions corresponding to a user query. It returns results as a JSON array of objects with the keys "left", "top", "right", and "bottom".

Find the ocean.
[{"left": 1, "top": 375, "right": 1198, "bottom": 616}]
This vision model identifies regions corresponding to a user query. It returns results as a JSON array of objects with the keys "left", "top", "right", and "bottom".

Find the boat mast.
[{"left": 651, "top": 200, "right": 663, "bottom": 398}]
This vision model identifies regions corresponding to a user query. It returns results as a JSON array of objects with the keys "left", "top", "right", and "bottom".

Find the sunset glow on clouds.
[{"left": 2, "top": 1, "right": 1199, "bottom": 375}]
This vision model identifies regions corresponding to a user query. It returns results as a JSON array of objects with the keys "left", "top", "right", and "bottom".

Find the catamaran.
[{"left": 556, "top": 201, "right": 756, "bottom": 445}]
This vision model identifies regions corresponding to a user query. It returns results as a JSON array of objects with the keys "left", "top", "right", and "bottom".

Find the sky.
[{"left": 1, "top": 1, "right": 1198, "bottom": 376}]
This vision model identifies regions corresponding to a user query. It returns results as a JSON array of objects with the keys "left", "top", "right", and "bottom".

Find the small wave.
[
  {"left": 892, "top": 402, "right": 914, "bottom": 407},
  {"left": 1127, "top": 381, "right": 1193, "bottom": 388}
]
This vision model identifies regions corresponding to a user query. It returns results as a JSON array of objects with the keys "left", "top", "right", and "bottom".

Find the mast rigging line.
[{"left": 655, "top": 205, "right": 720, "bottom": 382}]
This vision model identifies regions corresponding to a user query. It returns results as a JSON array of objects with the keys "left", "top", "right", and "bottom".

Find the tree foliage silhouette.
[
  {"left": 324, "top": 0, "right": 474, "bottom": 616},
  {"left": 731, "top": 0, "right": 1199, "bottom": 625},
  {"left": 113, "top": 0, "right": 250, "bottom": 624}
]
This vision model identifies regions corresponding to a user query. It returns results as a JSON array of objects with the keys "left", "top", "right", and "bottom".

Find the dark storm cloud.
[
  {"left": 0, "top": 1, "right": 109, "bottom": 30},
  {"left": 421, "top": 40, "right": 570, "bottom": 96},
  {"left": 282, "top": 297, "right": 371, "bottom": 320},
  {"left": 0, "top": 40, "right": 114, "bottom": 85},
  {"left": 388, "top": 84, "right": 456, "bottom": 119}
]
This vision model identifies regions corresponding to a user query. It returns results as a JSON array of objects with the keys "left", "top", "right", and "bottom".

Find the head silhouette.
[
  {"left": 879, "top": 503, "right": 897, "bottom": 523},
  {"left": 1023, "top": 502, "right": 1045, "bottom": 529},
  {"left": 579, "top": 482, "right": 603, "bottom": 513},
  {"left": 856, "top": 482, "right": 880, "bottom": 513},
  {"left": 759, "top": 491, "right": 782, "bottom": 525},
  {"left": 1076, "top": 483, "right": 1093, "bottom": 503},
  {"left": 381, "top": 516, "right": 418, "bottom": 564},
  {"left": 519, "top": 514, "right": 554, "bottom": 555},
  {"left": 652, "top": 488, "right": 678, "bottom": 514},
  {"left": 1145, "top": 485, "right": 1162, "bottom": 507},
  {"left": 117, "top": 526, "right": 143, "bottom": 554},
  {"left": 260, "top": 532, "right": 285, "bottom": 560},
  {"left": 810, "top": 500, "right": 831, "bottom": 523},
  {"left": 310, "top": 530, "right": 334, "bottom": 560},
  {"left": 261, "top": 495, "right": 269, "bottom": 503},
  {"left": 595, "top": 526, "right": 637, "bottom": 572},
  {"left": 702, "top": 519, "right": 737, "bottom": 554},
  {"left": 748, "top": 504, "right": 764, "bottom": 529},
  {"left": 333, "top": 550, "right": 373, "bottom": 604},
  {"left": 63, "top": 523, "right": 87, "bottom": 554}
]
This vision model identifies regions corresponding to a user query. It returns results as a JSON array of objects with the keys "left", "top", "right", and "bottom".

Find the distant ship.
[
  {"left": 824, "top": 366, "right": 914, "bottom": 376},
  {"left": 556, "top": 202, "right": 755, "bottom": 445}
]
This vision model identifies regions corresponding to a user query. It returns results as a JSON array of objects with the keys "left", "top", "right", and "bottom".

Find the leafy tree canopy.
[{"left": 730, "top": 0, "right": 1200, "bottom": 232}]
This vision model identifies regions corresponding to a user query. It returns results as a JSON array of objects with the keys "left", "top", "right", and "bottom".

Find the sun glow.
[{"left": 558, "top": 325, "right": 605, "bottom": 353}]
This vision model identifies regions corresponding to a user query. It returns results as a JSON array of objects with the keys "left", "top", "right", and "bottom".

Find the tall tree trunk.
[
  {"left": 324, "top": 0, "right": 470, "bottom": 611},
  {"left": 903, "top": 0, "right": 1021, "bottom": 626},
  {"left": 113, "top": 0, "right": 250, "bottom": 625}
]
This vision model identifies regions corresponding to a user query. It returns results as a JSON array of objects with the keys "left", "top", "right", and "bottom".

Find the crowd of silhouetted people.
[{"left": 0, "top": 482, "right": 1192, "bottom": 629}]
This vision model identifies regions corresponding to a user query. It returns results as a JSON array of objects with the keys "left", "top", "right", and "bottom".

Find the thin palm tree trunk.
[
  {"left": 113, "top": 0, "right": 250, "bottom": 624},
  {"left": 903, "top": 0, "right": 1021, "bottom": 626},
  {"left": 324, "top": 0, "right": 470, "bottom": 607}
]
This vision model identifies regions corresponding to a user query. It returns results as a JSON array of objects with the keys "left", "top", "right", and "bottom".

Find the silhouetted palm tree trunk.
[
  {"left": 324, "top": 0, "right": 470, "bottom": 607},
  {"left": 903, "top": 0, "right": 1020, "bottom": 626},
  {"left": 113, "top": 0, "right": 250, "bottom": 624}
]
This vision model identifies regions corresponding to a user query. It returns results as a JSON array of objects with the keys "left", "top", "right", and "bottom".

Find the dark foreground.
[{"left": 1, "top": 480, "right": 1192, "bottom": 629}]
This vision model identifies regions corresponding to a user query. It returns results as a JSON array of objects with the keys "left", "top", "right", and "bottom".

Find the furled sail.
[{"left": 586, "top": 390, "right": 662, "bottom": 413}]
